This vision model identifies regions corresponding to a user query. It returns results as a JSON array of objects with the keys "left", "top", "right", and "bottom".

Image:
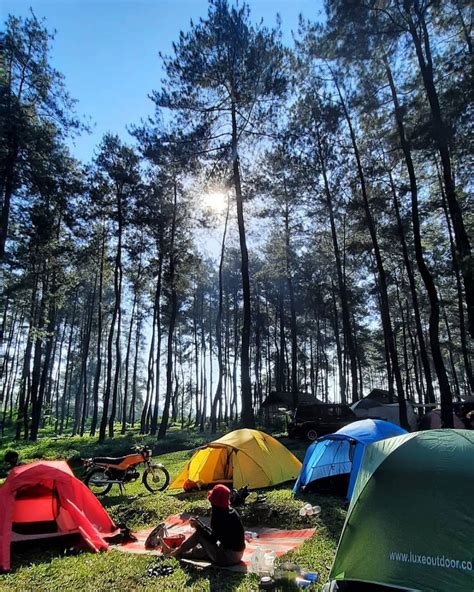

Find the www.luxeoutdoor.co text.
[{"left": 389, "top": 551, "right": 472, "bottom": 572}]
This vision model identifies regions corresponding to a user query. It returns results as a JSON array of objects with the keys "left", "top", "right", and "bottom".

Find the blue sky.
[{"left": 2, "top": 0, "right": 323, "bottom": 163}]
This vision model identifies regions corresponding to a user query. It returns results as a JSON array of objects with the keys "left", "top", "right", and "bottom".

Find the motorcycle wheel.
[
  {"left": 143, "top": 465, "right": 170, "bottom": 493},
  {"left": 85, "top": 467, "right": 113, "bottom": 496}
]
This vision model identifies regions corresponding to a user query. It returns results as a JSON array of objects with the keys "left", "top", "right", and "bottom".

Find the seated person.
[
  {"left": 159, "top": 484, "right": 245, "bottom": 566},
  {"left": 4, "top": 450, "right": 22, "bottom": 471},
  {"left": 464, "top": 409, "right": 474, "bottom": 429}
]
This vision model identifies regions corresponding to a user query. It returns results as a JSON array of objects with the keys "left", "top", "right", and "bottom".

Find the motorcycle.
[{"left": 83, "top": 445, "right": 169, "bottom": 495}]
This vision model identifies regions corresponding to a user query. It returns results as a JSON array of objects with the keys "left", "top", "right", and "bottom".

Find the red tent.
[{"left": 0, "top": 460, "right": 117, "bottom": 572}]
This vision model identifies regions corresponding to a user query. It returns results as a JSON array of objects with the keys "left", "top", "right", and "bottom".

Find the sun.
[{"left": 202, "top": 190, "right": 227, "bottom": 213}]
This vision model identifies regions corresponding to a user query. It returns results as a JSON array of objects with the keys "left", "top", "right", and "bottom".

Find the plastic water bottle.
[
  {"left": 263, "top": 550, "right": 276, "bottom": 576},
  {"left": 250, "top": 547, "right": 266, "bottom": 574},
  {"left": 299, "top": 503, "right": 321, "bottom": 517}
]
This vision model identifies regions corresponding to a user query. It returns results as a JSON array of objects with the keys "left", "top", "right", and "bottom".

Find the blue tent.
[{"left": 292, "top": 419, "right": 407, "bottom": 499}]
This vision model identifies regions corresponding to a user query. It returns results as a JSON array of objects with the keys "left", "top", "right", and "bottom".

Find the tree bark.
[
  {"left": 129, "top": 312, "right": 142, "bottom": 428},
  {"left": 388, "top": 169, "right": 435, "bottom": 404},
  {"left": 122, "top": 256, "right": 142, "bottom": 434},
  {"left": 332, "top": 287, "right": 346, "bottom": 404},
  {"left": 90, "top": 230, "right": 105, "bottom": 437},
  {"left": 0, "top": 138, "right": 18, "bottom": 263},
  {"left": 78, "top": 275, "right": 97, "bottom": 436},
  {"left": 282, "top": 191, "right": 299, "bottom": 409},
  {"left": 151, "top": 253, "right": 163, "bottom": 434},
  {"left": 28, "top": 267, "right": 48, "bottom": 439},
  {"left": 405, "top": 2, "right": 474, "bottom": 339},
  {"left": 231, "top": 102, "right": 254, "bottom": 427},
  {"left": 334, "top": 75, "right": 409, "bottom": 429},
  {"left": 438, "top": 167, "right": 474, "bottom": 393},
  {"left": 60, "top": 294, "right": 77, "bottom": 434},
  {"left": 158, "top": 180, "right": 179, "bottom": 438},
  {"left": 30, "top": 274, "right": 58, "bottom": 441},
  {"left": 384, "top": 56, "right": 452, "bottom": 424},
  {"left": 316, "top": 127, "right": 359, "bottom": 403},
  {"left": 211, "top": 196, "right": 230, "bottom": 432},
  {"left": 108, "top": 188, "right": 124, "bottom": 437}
]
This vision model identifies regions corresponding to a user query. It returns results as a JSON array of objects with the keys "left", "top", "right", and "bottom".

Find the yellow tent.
[{"left": 170, "top": 429, "right": 302, "bottom": 490}]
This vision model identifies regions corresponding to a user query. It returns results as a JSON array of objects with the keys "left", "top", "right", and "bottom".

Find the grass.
[{"left": 0, "top": 430, "right": 347, "bottom": 591}]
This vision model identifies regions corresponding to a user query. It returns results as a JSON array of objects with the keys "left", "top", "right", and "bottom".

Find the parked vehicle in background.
[
  {"left": 287, "top": 404, "right": 357, "bottom": 441},
  {"left": 83, "top": 445, "right": 169, "bottom": 495}
]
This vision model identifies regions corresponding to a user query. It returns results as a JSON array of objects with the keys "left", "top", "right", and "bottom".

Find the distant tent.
[
  {"left": 293, "top": 419, "right": 406, "bottom": 500},
  {"left": 351, "top": 398, "right": 418, "bottom": 430},
  {"left": 364, "top": 388, "right": 394, "bottom": 404},
  {"left": 170, "top": 429, "right": 302, "bottom": 490},
  {"left": 0, "top": 460, "right": 117, "bottom": 572},
  {"left": 329, "top": 430, "right": 474, "bottom": 592},
  {"left": 418, "top": 408, "right": 465, "bottom": 430},
  {"left": 260, "top": 391, "right": 323, "bottom": 409}
]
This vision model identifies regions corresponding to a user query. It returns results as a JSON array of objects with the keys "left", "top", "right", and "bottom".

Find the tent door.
[{"left": 12, "top": 484, "right": 60, "bottom": 535}]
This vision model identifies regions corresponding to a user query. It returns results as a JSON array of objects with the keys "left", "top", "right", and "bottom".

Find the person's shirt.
[{"left": 197, "top": 506, "right": 245, "bottom": 551}]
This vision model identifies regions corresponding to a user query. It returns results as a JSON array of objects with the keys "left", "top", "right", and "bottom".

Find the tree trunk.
[
  {"left": 129, "top": 312, "right": 142, "bottom": 428},
  {"left": 108, "top": 190, "right": 124, "bottom": 437},
  {"left": 158, "top": 181, "right": 178, "bottom": 438},
  {"left": 332, "top": 287, "right": 346, "bottom": 404},
  {"left": 0, "top": 138, "right": 18, "bottom": 262},
  {"left": 283, "top": 193, "right": 299, "bottom": 408},
  {"left": 388, "top": 168, "right": 435, "bottom": 404},
  {"left": 0, "top": 305, "right": 18, "bottom": 402},
  {"left": 151, "top": 253, "right": 163, "bottom": 434},
  {"left": 334, "top": 75, "right": 409, "bottom": 429},
  {"left": 316, "top": 127, "right": 358, "bottom": 402},
  {"left": 141, "top": 283, "right": 157, "bottom": 434},
  {"left": 78, "top": 276, "right": 97, "bottom": 436},
  {"left": 384, "top": 56, "right": 452, "bottom": 424},
  {"left": 30, "top": 274, "right": 58, "bottom": 441},
  {"left": 99, "top": 223, "right": 121, "bottom": 441},
  {"left": 90, "top": 230, "right": 105, "bottom": 436},
  {"left": 406, "top": 3, "right": 474, "bottom": 338},
  {"left": 60, "top": 294, "right": 77, "bottom": 434},
  {"left": 122, "top": 257, "right": 142, "bottom": 434},
  {"left": 1, "top": 318, "right": 23, "bottom": 435},
  {"left": 193, "top": 295, "right": 200, "bottom": 427},
  {"left": 199, "top": 292, "right": 207, "bottom": 431},
  {"left": 442, "top": 304, "right": 461, "bottom": 401},
  {"left": 438, "top": 166, "right": 474, "bottom": 393},
  {"left": 211, "top": 197, "right": 229, "bottom": 432},
  {"left": 29, "top": 269, "right": 48, "bottom": 439},
  {"left": 231, "top": 102, "right": 254, "bottom": 427},
  {"left": 276, "top": 283, "right": 286, "bottom": 395}
]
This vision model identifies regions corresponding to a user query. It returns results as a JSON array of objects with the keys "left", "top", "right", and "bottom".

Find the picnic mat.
[{"left": 112, "top": 513, "right": 316, "bottom": 572}]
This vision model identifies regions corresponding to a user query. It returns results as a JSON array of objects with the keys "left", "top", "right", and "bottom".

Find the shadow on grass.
[
  {"left": 180, "top": 561, "right": 250, "bottom": 592},
  {"left": 170, "top": 490, "right": 208, "bottom": 502},
  {"left": 9, "top": 535, "right": 86, "bottom": 571}
]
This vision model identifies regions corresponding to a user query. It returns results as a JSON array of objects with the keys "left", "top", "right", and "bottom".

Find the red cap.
[{"left": 207, "top": 484, "right": 231, "bottom": 508}]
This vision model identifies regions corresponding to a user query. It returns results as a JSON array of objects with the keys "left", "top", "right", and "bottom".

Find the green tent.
[{"left": 329, "top": 429, "right": 474, "bottom": 592}]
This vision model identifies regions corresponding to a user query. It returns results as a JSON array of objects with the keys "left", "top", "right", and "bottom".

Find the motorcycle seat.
[{"left": 93, "top": 456, "right": 128, "bottom": 465}]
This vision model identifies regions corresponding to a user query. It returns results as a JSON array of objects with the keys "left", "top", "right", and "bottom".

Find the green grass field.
[{"left": 0, "top": 430, "right": 346, "bottom": 591}]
